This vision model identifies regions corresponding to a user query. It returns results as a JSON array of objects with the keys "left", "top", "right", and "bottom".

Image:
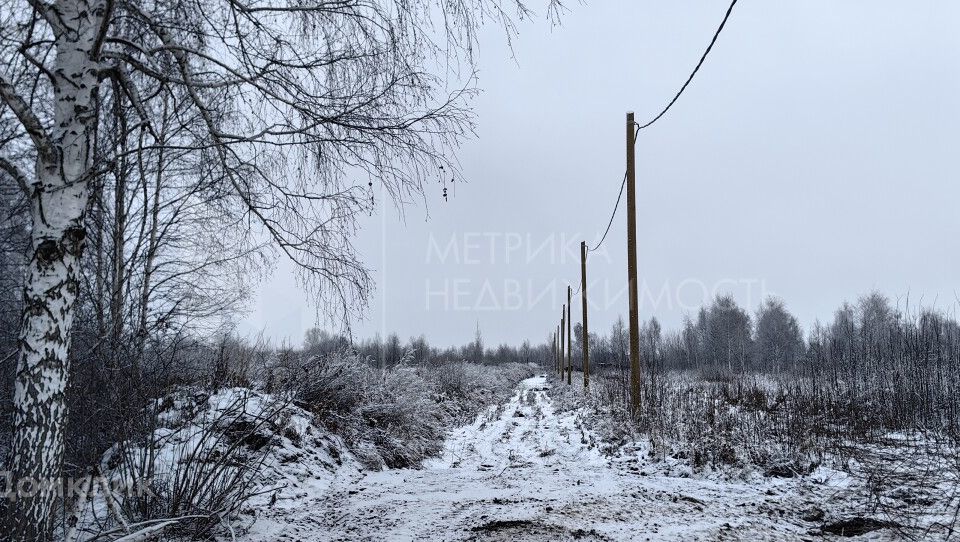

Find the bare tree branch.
[
  {"left": 0, "top": 73, "right": 53, "bottom": 161},
  {"left": 0, "top": 155, "right": 31, "bottom": 197}
]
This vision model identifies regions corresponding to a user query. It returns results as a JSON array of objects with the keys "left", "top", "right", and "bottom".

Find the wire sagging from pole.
[
  {"left": 636, "top": 0, "right": 739, "bottom": 131},
  {"left": 589, "top": 171, "right": 627, "bottom": 252},
  {"left": 583, "top": 0, "right": 739, "bottom": 276}
]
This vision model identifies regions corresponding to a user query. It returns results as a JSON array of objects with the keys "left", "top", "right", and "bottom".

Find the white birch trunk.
[{"left": 7, "top": 1, "right": 105, "bottom": 539}]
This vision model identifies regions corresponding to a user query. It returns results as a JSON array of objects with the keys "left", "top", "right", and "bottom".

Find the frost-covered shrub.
[
  {"left": 294, "top": 354, "right": 370, "bottom": 416},
  {"left": 292, "top": 354, "right": 434, "bottom": 468},
  {"left": 65, "top": 389, "right": 288, "bottom": 541},
  {"left": 429, "top": 361, "right": 533, "bottom": 421},
  {"left": 569, "top": 370, "right": 825, "bottom": 475},
  {"left": 293, "top": 354, "right": 533, "bottom": 468},
  {"left": 355, "top": 365, "right": 447, "bottom": 468}
]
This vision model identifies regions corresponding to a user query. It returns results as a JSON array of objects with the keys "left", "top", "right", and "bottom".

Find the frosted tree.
[
  {"left": 610, "top": 316, "right": 628, "bottom": 369},
  {"left": 0, "top": 0, "right": 558, "bottom": 538},
  {"left": 755, "top": 297, "right": 803, "bottom": 373},
  {"left": 702, "top": 295, "right": 753, "bottom": 373}
]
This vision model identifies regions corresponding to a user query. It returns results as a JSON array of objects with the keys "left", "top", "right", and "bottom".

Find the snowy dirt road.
[{"left": 244, "top": 376, "right": 889, "bottom": 541}]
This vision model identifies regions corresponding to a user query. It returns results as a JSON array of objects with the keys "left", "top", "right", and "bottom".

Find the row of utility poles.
[
  {"left": 553, "top": 112, "right": 642, "bottom": 415},
  {"left": 548, "top": 0, "right": 737, "bottom": 408}
]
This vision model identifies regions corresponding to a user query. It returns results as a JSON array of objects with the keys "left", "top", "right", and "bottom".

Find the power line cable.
[
  {"left": 635, "top": 0, "right": 739, "bottom": 131},
  {"left": 585, "top": 0, "right": 739, "bottom": 267},
  {"left": 589, "top": 171, "right": 627, "bottom": 252}
]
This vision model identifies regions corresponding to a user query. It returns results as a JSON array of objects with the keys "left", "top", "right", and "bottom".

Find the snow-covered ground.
[{"left": 240, "top": 375, "right": 912, "bottom": 541}]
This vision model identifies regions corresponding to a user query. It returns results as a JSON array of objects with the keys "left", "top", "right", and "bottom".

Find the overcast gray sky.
[{"left": 240, "top": 1, "right": 959, "bottom": 348}]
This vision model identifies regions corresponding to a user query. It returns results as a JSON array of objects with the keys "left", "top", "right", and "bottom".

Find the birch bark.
[{"left": 7, "top": 1, "right": 106, "bottom": 539}]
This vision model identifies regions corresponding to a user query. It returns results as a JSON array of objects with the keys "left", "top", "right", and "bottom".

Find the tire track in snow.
[{"left": 242, "top": 375, "right": 894, "bottom": 541}]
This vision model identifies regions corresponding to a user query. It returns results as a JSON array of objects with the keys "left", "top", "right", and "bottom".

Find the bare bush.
[
  {"left": 579, "top": 293, "right": 960, "bottom": 457},
  {"left": 70, "top": 389, "right": 285, "bottom": 541},
  {"left": 291, "top": 352, "right": 533, "bottom": 469}
]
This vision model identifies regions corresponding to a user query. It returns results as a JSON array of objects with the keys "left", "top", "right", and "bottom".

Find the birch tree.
[
  {"left": 0, "top": 0, "right": 558, "bottom": 538},
  {"left": 755, "top": 297, "right": 803, "bottom": 374}
]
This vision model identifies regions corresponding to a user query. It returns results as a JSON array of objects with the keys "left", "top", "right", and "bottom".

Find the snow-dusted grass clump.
[{"left": 65, "top": 387, "right": 336, "bottom": 540}]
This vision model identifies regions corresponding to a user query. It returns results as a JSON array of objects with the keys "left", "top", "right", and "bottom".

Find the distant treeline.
[
  {"left": 301, "top": 325, "right": 553, "bottom": 368},
  {"left": 313, "top": 291, "right": 960, "bottom": 431},
  {"left": 309, "top": 291, "right": 960, "bottom": 382}
]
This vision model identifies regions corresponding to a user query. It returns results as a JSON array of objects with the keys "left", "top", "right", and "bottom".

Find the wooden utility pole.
[
  {"left": 556, "top": 325, "right": 561, "bottom": 375},
  {"left": 626, "top": 111, "right": 642, "bottom": 414},
  {"left": 560, "top": 307, "right": 565, "bottom": 379},
  {"left": 566, "top": 286, "right": 572, "bottom": 385},
  {"left": 553, "top": 328, "right": 558, "bottom": 373},
  {"left": 581, "top": 241, "right": 590, "bottom": 389}
]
